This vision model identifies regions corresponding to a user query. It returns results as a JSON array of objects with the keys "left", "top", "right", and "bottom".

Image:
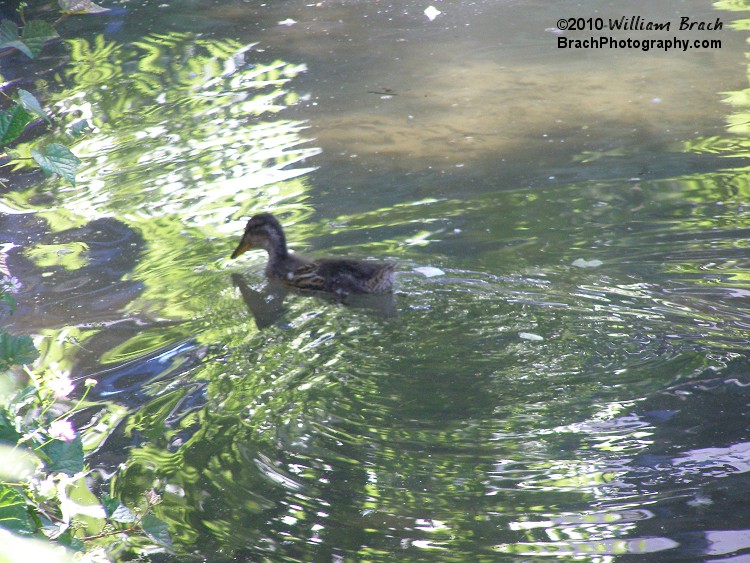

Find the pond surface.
[{"left": 5, "top": 0, "right": 750, "bottom": 560}]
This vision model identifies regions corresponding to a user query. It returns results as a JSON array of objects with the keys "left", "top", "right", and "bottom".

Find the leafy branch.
[
  {"left": 77, "top": 489, "right": 171, "bottom": 548},
  {"left": 0, "top": 0, "right": 109, "bottom": 186}
]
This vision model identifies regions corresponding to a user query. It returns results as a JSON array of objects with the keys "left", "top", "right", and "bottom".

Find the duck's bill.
[{"left": 231, "top": 241, "right": 253, "bottom": 259}]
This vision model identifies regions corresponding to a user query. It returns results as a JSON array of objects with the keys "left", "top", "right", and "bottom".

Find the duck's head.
[{"left": 231, "top": 213, "right": 288, "bottom": 259}]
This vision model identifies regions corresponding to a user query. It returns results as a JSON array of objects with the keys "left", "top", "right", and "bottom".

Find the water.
[{"left": 4, "top": 0, "right": 750, "bottom": 560}]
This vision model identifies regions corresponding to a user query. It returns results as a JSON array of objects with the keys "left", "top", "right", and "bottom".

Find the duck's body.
[{"left": 231, "top": 213, "right": 395, "bottom": 295}]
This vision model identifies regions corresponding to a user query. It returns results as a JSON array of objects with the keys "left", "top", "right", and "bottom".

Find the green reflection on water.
[
  {"left": 8, "top": 31, "right": 321, "bottom": 362},
  {"left": 133, "top": 158, "right": 750, "bottom": 559}
]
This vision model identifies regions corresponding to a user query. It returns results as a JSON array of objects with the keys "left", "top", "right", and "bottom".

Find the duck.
[{"left": 231, "top": 213, "right": 396, "bottom": 295}]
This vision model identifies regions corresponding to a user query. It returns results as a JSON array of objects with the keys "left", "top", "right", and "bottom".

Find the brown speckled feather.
[{"left": 290, "top": 259, "right": 396, "bottom": 294}]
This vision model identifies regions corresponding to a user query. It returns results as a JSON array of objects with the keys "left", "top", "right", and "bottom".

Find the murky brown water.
[{"left": 231, "top": 0, "right": 744, "bottom": 169}]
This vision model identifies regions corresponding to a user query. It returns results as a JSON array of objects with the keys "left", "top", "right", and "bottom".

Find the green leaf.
[
  {"left": 0, "top": 20, "right": 18, "bottom": 44},
  {"left": 41, "top": 436, "right": 84, "bottom": 476},
  {"left": 30, "top": 144, "right": 81, "bottom": 186},
  {"left": 0, "top": 412, "right": 21, "bottom": 445},
  {"left": 140, "top": 514, "right": 172, "bottom": 549},
  {"left": 0, "top": 332, "right": 39, "bottom": 370},
  {"left": 1, "top": 292, "right": 16, "bottom": 313},
  {"left": 10, "top": 386, "right": 39, "bottom": 413},
  {"left": 21, "top": 20, "right": 59, "bottom": 58},
  {"left": 110, "top": 504, "right": 136, "bottom": 523},
  {"left": 0, "top": 20, "right": 32, "bottom": 59},
  {"left": 58, "top": 0, "right": 111, "bottom": 14},
  {"left": 100, "top": 493, "right": 119, "bottom": 518},
  {"left": 0, "top": 484, "right": 36, "bottom": 534},
  {"left": 0, "top": 105, "right": 32, "bottom": 145},
  {"left": 17, "top": 89, "right": 51, "bottom": 125},
  {"left": 55, "top": 529, "right": 85, "bottom": 552},
  {"left": 2, "top": 40, "right": 34, "bottom": 58},
  {"left": 100, "top": 493, "right": 137, "bottom": 523}
]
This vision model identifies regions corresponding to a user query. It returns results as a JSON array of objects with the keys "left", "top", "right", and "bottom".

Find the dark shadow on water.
[
  {"left": 230, "top": 272, "right": 397, "bottom": 329},
  {"left": 7, "top": 216, "right": 145, "bottom": 331}
]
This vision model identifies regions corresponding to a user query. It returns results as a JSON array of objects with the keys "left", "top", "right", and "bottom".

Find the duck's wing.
[
  {"left": 305, "top": 259, "right": 396, "bottom": 294},
  {"left": 287, "top": 261, "right": 329, "bottom": 291}
]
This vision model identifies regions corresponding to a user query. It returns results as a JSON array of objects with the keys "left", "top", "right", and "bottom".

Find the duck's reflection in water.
[{"left": 231, "top": 273, "right": 397, "bottom": 330}]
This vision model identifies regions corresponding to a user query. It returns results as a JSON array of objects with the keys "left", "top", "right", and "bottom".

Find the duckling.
[{"left": 231, "top": 213, "right": 395, "bottom": 295}]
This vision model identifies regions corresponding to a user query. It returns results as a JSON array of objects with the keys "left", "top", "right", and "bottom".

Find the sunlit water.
[{"left": 4, "top": 0, "right": 750, "bottom": 560}]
